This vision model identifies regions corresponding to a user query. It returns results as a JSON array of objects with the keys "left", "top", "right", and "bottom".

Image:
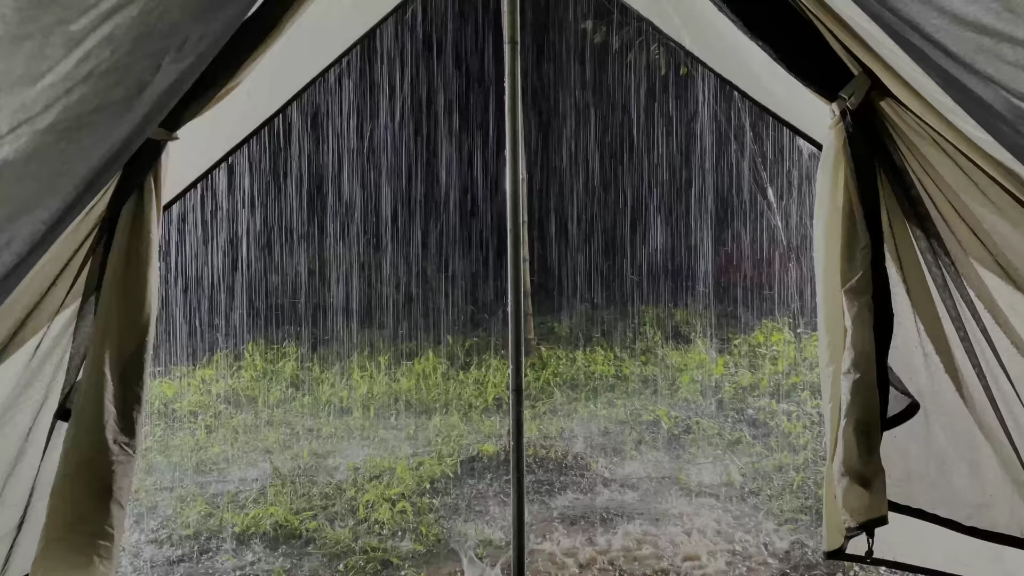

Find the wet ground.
[{"left": 120, "top": 443, "right": 888, "bottom": 576}]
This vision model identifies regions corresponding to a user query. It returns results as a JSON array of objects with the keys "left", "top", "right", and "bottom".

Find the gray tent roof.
[{"left": 0, "top": 0, "right": 258, "bottom": 308}]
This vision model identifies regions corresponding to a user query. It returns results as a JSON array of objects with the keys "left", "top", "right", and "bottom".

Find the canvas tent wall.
[
  {"left": 2, "top": 0, "right": 1024, "bottom": 575},
  {"left": 714, "top": 1, "right": 1024, "bottom": 574}
]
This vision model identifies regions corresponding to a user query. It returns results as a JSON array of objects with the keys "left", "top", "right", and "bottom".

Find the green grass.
[
  {"left": 134, "top": 309, "right": 823, "bottom": 574},
  {"left": 171, "top": 455, "right": 456, "bottom": 574}
]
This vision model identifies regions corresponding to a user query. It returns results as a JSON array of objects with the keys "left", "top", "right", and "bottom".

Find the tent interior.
[{"left": 3, "top": 1, "right": 1024, "bottom": 575}]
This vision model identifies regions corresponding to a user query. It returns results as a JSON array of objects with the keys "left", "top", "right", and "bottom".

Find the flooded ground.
[
  {"left": 120, "top": 428, "right": 879, "bottom": 575},
  {"left": 119, "top": 321, "right": 896, "bottom": 576}
]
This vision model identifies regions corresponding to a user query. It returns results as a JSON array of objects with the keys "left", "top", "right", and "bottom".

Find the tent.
[{"left": 2, "top": 0, "right": 1023, "bottom": 574}]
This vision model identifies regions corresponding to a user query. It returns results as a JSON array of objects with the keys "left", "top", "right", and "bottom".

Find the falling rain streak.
[
  {"left": 523, "top": 0, "right": 817, "bottom": 339},
  {"left": 157, "top": 1, "right": 507, "bottom": 368},
  {"left": 124, "top": 0, "right": 840, "bottom": 574}
]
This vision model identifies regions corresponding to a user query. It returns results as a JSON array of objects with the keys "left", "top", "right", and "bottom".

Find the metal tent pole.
[{"left": 503, "top": 0, "right": 527, "bottom": 573}]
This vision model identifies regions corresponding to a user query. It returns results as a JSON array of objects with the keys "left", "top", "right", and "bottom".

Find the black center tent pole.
[{"left": 503, "top": 0, "right": 527, "bottom": 573}]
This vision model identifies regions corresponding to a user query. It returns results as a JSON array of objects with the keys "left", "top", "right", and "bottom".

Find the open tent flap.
[
  {"left": 782, "top": 0, "right": 1024, "bottom": 573},
  {"left": 0, "top": 1, "right": 319, "bottom": 573},
  {"left": 815, "top": 90, "right": 1024, "bottom": 575},
  {"left": 28, "top": 172, "right": 160, "bottom": 575},
  {"left": 0, "top": 183, "right": 111, "bottom": 576},
  {"left": 1, "top": 2, "right": 267, "bottom": 562}
]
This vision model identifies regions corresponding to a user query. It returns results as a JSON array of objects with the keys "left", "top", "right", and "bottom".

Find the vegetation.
[{"left": 129, "top": 309, "right": 834, "bottom": 575}]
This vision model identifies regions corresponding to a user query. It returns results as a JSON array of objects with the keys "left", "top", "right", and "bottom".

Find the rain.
[{"left": 119, "top": 0, "right": 884, "bottom": 574}]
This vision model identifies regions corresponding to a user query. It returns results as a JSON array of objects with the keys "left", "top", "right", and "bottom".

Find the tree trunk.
[{"left": 520, "top": 113, "right": 537, "bottom": 354}]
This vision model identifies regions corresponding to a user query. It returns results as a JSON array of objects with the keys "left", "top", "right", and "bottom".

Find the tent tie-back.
[
  {"left": 149, "top": 127, "right": 179, "bottom": 142},
  {"left": 830, "top": 71, "right": 870, "bottom": 119}
]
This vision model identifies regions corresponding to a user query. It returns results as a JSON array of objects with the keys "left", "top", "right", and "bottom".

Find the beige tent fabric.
[
  {"left": 30, "top": 173, "right": 160, "bottom": 575},
  {"left": 800, "top": 0, "right": 1024, "bottom": 566},
  {"left": 2, "top": 1, "right": 259, "bottom": 562},
  {"left": 833, "top": 127, "right": 886, "bottom": 534},
  {"left": 814, "top": 113, "right": 887, "bottom": 552},
  {"left": 191, "top": 0, "right": 316, "bottom": 120},
  {"left": 0, "top": 183, "right": 113, "bottom": 576},
  {"left": 2, "top": 425, "right": 67, "bottom": 576},
  {"left": 855, "top": 99, "right": 1024, "bottom": 573},
  {"left": 0, "top": 3, "right": 330, "bottom": 571},
  {"left": 814, "top": 116, "right": 853, "bottom": 552},
  {"left": 0, "top": 3, "right": 321, "bottom": 571},
  {"left": 0, "top": 182, "right": 113, "bottom": 358},
  {"left": 846, "top": 513, "right": 1024, "bottom": 576},
  {"left": 0, "top": 311, "right": 78, "bottom": 576},
  {"left": 879, "top": 100, "right": 1024, "bottom": 534}
]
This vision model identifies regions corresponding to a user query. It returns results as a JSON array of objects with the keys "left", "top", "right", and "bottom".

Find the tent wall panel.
[
  {"left": 845, "top": 514, "right": 1024, "bottom": 576},
  {"left": 0, "top": 309, "right": 77, "bottom": 576},
  {"left": 0, "top": 187, "right": 107, "bottom": 576},
  {"left": 31, "top": 176, "right": 160, "bottom": 576}
]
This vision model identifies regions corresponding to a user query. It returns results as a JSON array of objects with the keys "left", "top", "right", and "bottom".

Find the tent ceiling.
[
  {"left": 0, "top": 0, "right": 259, "bottom": 307},
  {"left": 851, "top": 0, "right": 1024, "bottom": 176},
  {"left": 160, "top": 0, "right": 831, "bottom": 202},
  {"left": 814, "top": 0, "right": 1024, "bottom": 182}
]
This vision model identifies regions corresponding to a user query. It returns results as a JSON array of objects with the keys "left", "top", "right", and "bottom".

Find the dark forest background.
[{"left": 155, "top": 0, "right": 818, "bottom": 368}]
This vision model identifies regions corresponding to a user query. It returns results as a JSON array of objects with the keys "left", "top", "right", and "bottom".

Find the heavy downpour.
[{"left": 124, "top": 0, "right": 868, "bottom": 574}]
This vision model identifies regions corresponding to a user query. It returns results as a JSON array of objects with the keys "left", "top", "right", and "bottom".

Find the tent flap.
[
  {"left": 30, "top": 172, "right": 160, "bottom": 576},
  {"left": 814, "top": 106, "right": 888, "bottom": 555},
  {"left": 1, "top": 0, "right": 320, "bottom": 571}
]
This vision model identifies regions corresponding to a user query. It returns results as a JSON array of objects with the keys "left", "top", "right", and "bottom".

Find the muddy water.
[{"left": 121, "top": 406, "right": 853, "bottom": 576}]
